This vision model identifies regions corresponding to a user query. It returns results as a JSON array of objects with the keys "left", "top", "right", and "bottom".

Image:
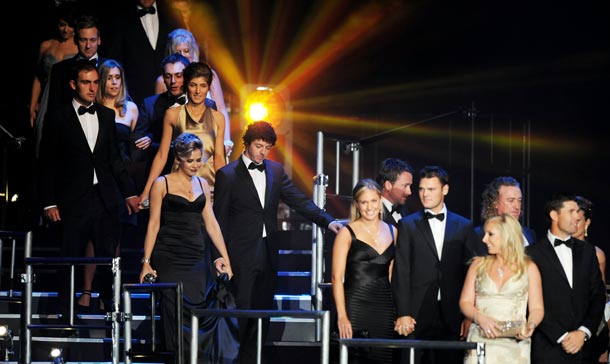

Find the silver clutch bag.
[{"left": 495, "top": 320, "right": 524, "bottom": 337}]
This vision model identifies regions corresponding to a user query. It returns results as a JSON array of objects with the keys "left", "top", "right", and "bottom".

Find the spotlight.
[
  {"left": 49, "top": 347, "right": 64, "bottom": 364},
  {"left": 0, "top": 325, "right": 14, "bottom": 361}
]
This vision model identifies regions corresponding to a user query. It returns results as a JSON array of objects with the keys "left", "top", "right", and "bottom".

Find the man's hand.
[
  {"left": 561, "top": 330, "right": 587, "bottom": 354},
  {"left": 44, "top": 207, "right": 61, "bottom": 222},
  {"left": 126, "top": 196, "right": 141, "bottom": 215},
  {"left": 328, "top": 220, "right": 344, "bottom": 233},
  {"left": 394, "top": 316, "right": 416, "bottom": 336}
]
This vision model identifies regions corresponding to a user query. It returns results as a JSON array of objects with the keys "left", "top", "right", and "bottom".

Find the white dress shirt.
[
  {"left": 73, "top": 99, "right": 99, "bottom": 185},
  {"left": 138, "top": 3, "right": 159, "bottom": 49},
  {"left": 242, "top": 154, "right": 267, "bottom": 238}
]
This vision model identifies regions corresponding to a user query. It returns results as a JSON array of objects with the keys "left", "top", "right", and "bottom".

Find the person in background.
[
  {"left": 39, "top": 59, "right": 140, "bottom": 320},
  {"left": 474, "top": 176, "right": 536, "bottom": 256},
  {"left": 332, "top": 178, "right": 397, "bottom": 363},
  {"left": 392, "top": 165, "right": 477, "bottom": 364},
  {"left": 153, "top": 28, "right": 233, "bottom": 155},
  {"left": 139, "top": 61, "right": 226, "bottom": 207},
  {"left": 375, "top": 158, "right": 414, "bottom": 227},
  {"left": 212, "top": 121, "right": 342, "bottom": 364},
  {"left": 526, "top": 193, "right": 606, "bottom": 363},
  {"left": 574, "top": 195, "right": 608, "bottom": 363},
  {"left": 460, "top": 214, "right": 544, "bottom": 364},
  {"left": 29, "top": 2, "right": 78, "bottom": 131},
  {"left": 139, "top": 132, "right": 232, "bottom": 360}
]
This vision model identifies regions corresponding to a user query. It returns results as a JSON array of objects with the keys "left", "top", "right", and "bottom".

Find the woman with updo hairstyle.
[{"left": 139, "top": 132, "right": 232, "bottom": 357}]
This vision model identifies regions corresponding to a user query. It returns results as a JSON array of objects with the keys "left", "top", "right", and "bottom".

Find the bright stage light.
[
  {"left": 0, "top": 325, "right": 13, "bottom": 361},
  {"left": 241, "top": 85, "right": 290, "bottom": 130},
  {"left": 49, "top": 347, "right": 64, "bottom": 364}
]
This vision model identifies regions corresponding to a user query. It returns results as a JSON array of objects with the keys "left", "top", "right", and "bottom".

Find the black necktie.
[
  {"left": 248, "top": 161, "right": 265, "bottom": 172},
  {"left": 425, "top": 211, "right": 445, "bottom": 221},
  {"left": 554, "top": 238, "right": 574, "bottom": 249},
  {"left": 78, "top": 105, "right": 96, "bottom": 115},
  {"left": 169, "top": 94, "right": 186, "bottom": 105},
  {"left": 138, "top": 6, "right": 156, "bottom": 17},
  {"left": 390, "top": 204, "right": 403, "bottom": 214}
]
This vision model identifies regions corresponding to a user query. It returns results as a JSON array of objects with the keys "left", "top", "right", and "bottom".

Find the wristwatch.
[{"left": 141, "top": 257, "right": 151, "bottom": 264}]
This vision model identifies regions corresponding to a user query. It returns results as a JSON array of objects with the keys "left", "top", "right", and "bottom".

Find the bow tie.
[
  {"left": 248, "top": 161, "right": 265, "bottom": 172},
  {"left": 425, "top": 211, "right": 445, "bottom": 221},
  {"left": 137, "top": 6, "right": 156, "bottom": 17},
  {"left": 390, "top": 204, "right": 403, "bottom": 214},
  {"left": 168, "top": 94, "right": 186, "bottom": 105},
  {"left": 554, "top": 238, "right": 574, "bottom": 249},
  {"left": 78, "top": 105, "right": 96, "bottom": 115}
]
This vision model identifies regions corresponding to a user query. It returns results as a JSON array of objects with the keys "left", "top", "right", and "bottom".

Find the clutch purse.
[{"left": 495, "top": 320, "right": 524, "bottom": 337}]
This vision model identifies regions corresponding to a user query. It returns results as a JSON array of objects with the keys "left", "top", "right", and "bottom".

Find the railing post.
[
  {"left": 123, "top": 290, "right": 133, "bottom": 364},
  {"left": 191, "top": 315, "right": 199, "bottom": 364},
  {"left": 111, "top": 257, "right": 121, "bottom": 364},
  {"left": 21, "top": 231, "right": 33, "bottom": 364}
]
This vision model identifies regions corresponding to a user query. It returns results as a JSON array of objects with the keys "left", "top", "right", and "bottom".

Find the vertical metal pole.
[
  {"left": 348, "top": 142, "right": 360, "bottom": 188},
  {"left": 112, "top": 258, "right": 121, "bottom": 364},
  {"left": 335, "top": 140, "right": 340, "bottom": 194},
  {"left": 321, "top": 310, "right": 330, "bottom": 364},
  {"left": 123, "top": 290, "right": 132, "bottom": 364},
  {"left": 70, "top": 264, "right": 75, "bottom": 326},
  {"left": 476, "top": 342, "right": 486, "bottom": 364},
  {"left": 191, "top": 315, "right": 199, "bottom": 364},
  {"left": 410, "top": 348, "right": 415, "bottom": 364},
  {"left": 257, "top": 318, "right": 263, "bottom": 364},
  {"left": 176, "top": 283, "right": 183, "bottom": 364},
  {"left": 22, "top": 231, "right": 33, "bottom": 364},
  {"left": 313, "top": 131, "right": 325, "bottom": 340},
  {"left": 10, "top": 239, "right": 16, "bottom": 297},
  {"left": 151, "top": 291, "right": 156, "bottom": 351},
  {"left": 469, "top": 102, "right": 476, "bottom": 221},
  {"left": 339, "top": 343, "right": 348, "bottom": 364}
]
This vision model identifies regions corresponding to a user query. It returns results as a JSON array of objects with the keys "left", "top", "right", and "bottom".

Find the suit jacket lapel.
[
  {"left": 415, "top": 212, "right": 439, "bottom": 260},
  {"left": 69, "top": 109, "right": 93, "bottom": 152},
  {"left": 237, "top": 160, "right": 263, "bottom": 209},
  {"left": 441, "top": 212, "right": 458, "bottom": 258},
  {"left": 571, "top": 242, "right": 583, "bottom": 290},
  {"left": 264, "top": 162, "right": 273, "bottom": 209},
  {"left": 541, "top": 238, "right": 572, "bottom": 288}
]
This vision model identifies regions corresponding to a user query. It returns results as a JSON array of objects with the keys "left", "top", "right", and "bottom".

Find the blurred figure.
[
  {"left": 474, "top": 176, "right": 537, "bottom": 256},
  {"left": 332, "top": 178, "right": 397, "bottom": 363},
  {"left": 460, "top": 214, "right": 544, "bottom": 364}
]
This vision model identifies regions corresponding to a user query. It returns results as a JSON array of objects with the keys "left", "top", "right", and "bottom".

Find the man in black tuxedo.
[
  {"left": 473, "top": 176, "right": 536, "bottom": 255},
  {"left": 375, "top": 158, "right": 414, "bottom": 227},
  {"left": 105, "top": 0, "right": 171, "bottom": 105},
  {"left": 40, "top": 59, "right": 140, "bottom": 319},
  {"left": 47, "top": 15, "right": 104, "bottom": 118},
  {"left": 527, "top": 193, "right": 606, "bottom": 363},
  {"left": 392, "top": 166, "right": 477, "bottom": 364},
  {"left": 213, "top": 121, "right": 342, "bottom": 364}
]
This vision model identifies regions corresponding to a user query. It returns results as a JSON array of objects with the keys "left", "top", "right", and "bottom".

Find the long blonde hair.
[{"left": 476, "top": 214, "right": 529, "bottom": 278}]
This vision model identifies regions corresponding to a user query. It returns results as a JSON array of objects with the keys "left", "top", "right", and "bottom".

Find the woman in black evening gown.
[
  {"left": 139, "top": 132, "right": 233, "bottom": 362},
  {"left": 332, "top": 179, "right": 397, "bottom": 363}
]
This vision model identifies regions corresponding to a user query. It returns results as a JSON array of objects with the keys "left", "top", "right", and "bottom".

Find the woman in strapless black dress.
[
  {"left": 139, "top": 132, "right": 233, "bottom": 361},
  {"left": 332, "top": 179, "right": 397, "bottom": 363}
]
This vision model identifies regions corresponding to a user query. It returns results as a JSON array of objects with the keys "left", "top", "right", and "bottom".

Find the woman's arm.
[
  {"left": 459, "top": 257, "right": 499, "bottom": 337},
  {"left": 332, "top": 227, "right": 352, "bottom": 339},
  {"left": 212, "top": 110, "right": 226, "bottom": 171},
  {"left": 519, "top": 261, "right": 544, "bottom": 339},
  {"left": 139, "top": 177, "right": 164, "bottom": 283},
  {"left": 200, "top": 177, "right": 232, "bottom": 277},
  {"left": 140, "top": 108, "right": 177, "bottom": 202}
]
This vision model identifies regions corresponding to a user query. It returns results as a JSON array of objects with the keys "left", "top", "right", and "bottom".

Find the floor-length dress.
[
  {"left": 465, "top": 270, "right": 530, "bottom": 364},
  {"left": 343, "top": 224, "right": 396, "bottom": 363},
  {"left": 151, "top": 176, "right": 213, "bottom": 360}
]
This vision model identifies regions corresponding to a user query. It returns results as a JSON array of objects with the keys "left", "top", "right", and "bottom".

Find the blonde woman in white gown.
[{"left": 460, "top": 214, "right": 544, "bottom": 363}]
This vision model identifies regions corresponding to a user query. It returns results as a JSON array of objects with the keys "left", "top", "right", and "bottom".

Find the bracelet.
[{"left": 141, "top": 257, "right": 151, "bottom": 264}]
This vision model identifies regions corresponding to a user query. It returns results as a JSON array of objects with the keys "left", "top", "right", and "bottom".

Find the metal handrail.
[
  {"left": 338, "top": 338, "right": 485, "bottom": 364},
  {"left": 122, "top": 282, "right": 184, "bottom": 364},
  {"left": 189, "top": 308, "right": 330, "bottom": 364}
]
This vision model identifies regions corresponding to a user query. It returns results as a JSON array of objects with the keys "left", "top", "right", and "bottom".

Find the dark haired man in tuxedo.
[
  {"left": 40, "top": 59, "right": 140, "bottom": 321},
  {"left": 376, "top": 158, "right": 414, "bottom": 226},
  {"left": 213, "top": 121, "right": 342, "bottom": 363},
  {"left": 527, "top": 193, "right": 605, "bottom": 363}
]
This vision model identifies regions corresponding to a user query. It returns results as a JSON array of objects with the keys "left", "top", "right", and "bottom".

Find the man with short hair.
[
  {"left": 376, "top": 158, "right": 414, "bottom": 226},
  {"left": 213, "top": 121, "right": 342, "bottom": 364}
]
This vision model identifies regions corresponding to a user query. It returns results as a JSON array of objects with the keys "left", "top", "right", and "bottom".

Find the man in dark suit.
[
  {"left": 213, "top": 121, "right": 342, "bottom": 364},
  {"left": 527, "top": 193, "right": 606, "bottom": 364},
  {"left": 375, "top": 158, "right": 414, "bottom": 227},
  {"left": 47, "top": 15, "right": 104, "bottom": 118},
  {"left": 392, "top": 166, "right": 477, "bottom": 364},
  {"left": 473, "top": 176, "right": 536, "bottom": 255},
  {"left": 40, "top": 59, "right": 140, "bottom": 319},
  {"left": 105, "top": 0, "right": 171, "bottom": 105}
]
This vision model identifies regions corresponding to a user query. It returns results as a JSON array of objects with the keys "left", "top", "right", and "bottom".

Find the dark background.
[{"left": 4, "top": 0, "right": 609, "bottom": 269}]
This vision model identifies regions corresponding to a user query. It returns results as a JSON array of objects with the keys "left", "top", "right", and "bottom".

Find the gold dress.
[
  {"left": 465, "top": 270, "right": 530, "bottom": 364},
  {"left": 173, "top": 105, "right": 219, "bottom": 188}
]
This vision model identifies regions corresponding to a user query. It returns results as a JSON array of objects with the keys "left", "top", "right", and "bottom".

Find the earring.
[{"left": 585, "top": 227, "right": 588, "bottom": 238}]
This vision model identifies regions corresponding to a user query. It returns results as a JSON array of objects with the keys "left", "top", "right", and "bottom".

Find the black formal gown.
[
  {"left": 343, "top": 224, "right": 396, "bottom": 363},
  {"left": 151, "top": 176, "right": 212, "bottom": 359}
]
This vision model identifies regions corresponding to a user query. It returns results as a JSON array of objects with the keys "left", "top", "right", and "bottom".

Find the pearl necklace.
[
  {"left": 497, "top": 265, "right": 504, "bottom": 279},
  {"left": 362, "top": 222, "right": 380, "bottom": 244}
]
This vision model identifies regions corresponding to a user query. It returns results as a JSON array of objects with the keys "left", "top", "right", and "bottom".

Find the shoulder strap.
[
  {"left": 386, "top": 222, "right": 395, "bottom": 241},
  {"left": 196, "top": 176, "right": 204, "bottom": 190},
  {"left": 162, "top": 175, "right": 168, "bottom": 193},
  {"left": 345, "top": 225, "right": 357, "bottom": 241}
]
